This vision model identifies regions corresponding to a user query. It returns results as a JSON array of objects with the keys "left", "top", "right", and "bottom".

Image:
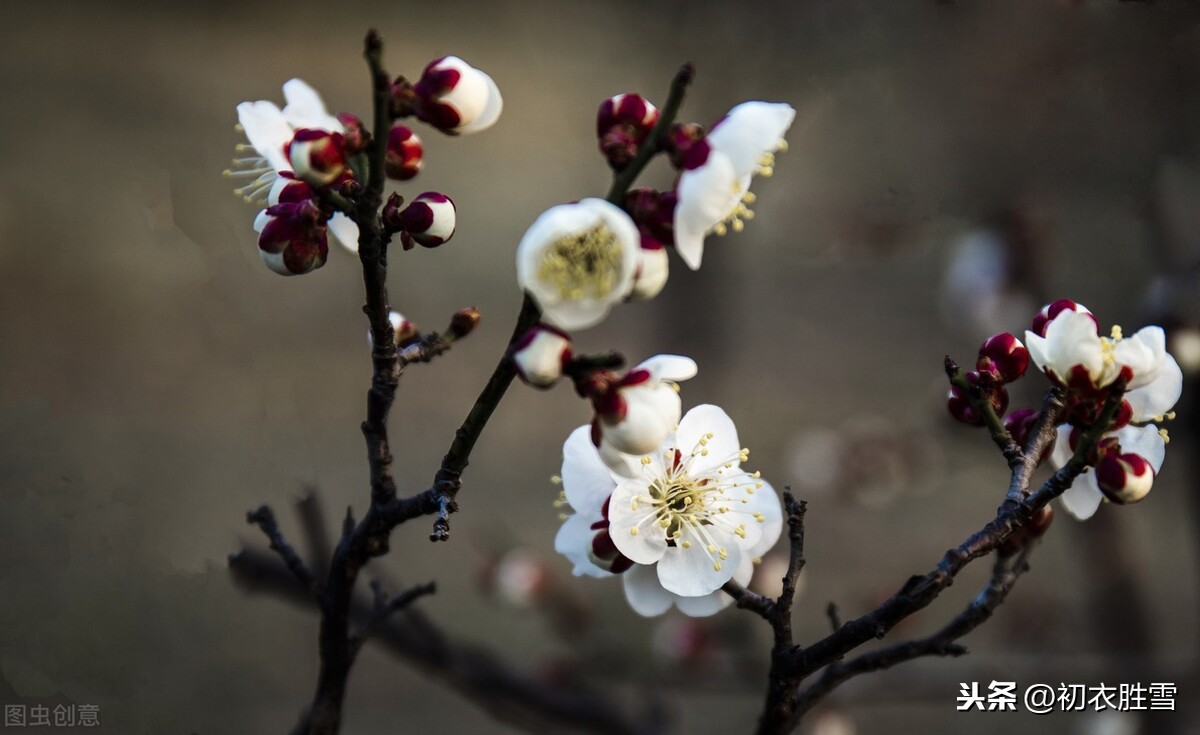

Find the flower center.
[
  {"left": 648, "top": 477, "right": 706, "bottom": 538},
  {"left": 537, "top": 224, "right": 624, "bottom": 300}
]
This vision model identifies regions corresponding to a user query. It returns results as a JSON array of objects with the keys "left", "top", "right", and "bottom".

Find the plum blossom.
[
  {"left": 413, "top": 56, "right": 503, "bottom": 135},
  {"left": 555, "top": 406, "right": 783, "bottom": 617},
  {"left": 673, "top": 102, "right": 795, "bottom": 269},
  {"left": 1048, "top": 343, "right": 1182, "bottom": 520},
  {"left": 230, "top": 79, "right": 359, "bottom": 252},
  {"left": 1024, "top": 307, "right": 1166, "bottom": 393},
  {"left": 512, "top": 324, "right": 572, "bottom": 389},
  {"left": 516, "top": 198, "right": 640, "bottom": 331}
]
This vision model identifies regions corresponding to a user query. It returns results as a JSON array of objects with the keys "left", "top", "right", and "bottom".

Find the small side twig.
[
  {"left": 351, "top": 579, "right": 437, "bottom": 653},
  {"left": 825, "top": 602, "right": 841, "bottom": 633},
  {"left": 247, "top": 506, "right": 318, "bottom": 597}
]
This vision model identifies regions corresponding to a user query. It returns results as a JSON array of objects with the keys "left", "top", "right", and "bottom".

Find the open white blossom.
[
  {"left": 1025, "top": 308, "right": 1166, "bottom": 391},
  {"left": 516, "top": 198, "right": 639, "bottom": 331},
  {"left": 1051, "top": 353, "right": 1181, "bottom": 520},
  {"left": 231, "top": 79, "right": 359, "bottom": 253},
  {"left": 609, "top": 405, "right": 782, "bottom": 599},
  {"left": 673, "top": 102, "right": 795, "bottom": 270},
  {"left": 555, "top": 407, "right": 782, "bottom": 617}
]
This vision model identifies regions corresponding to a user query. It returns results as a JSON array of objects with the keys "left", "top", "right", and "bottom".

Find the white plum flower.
[
  {"left": 609, "top": 404, "right": 783, "bottom": 608},
  {"left": 554, "top": 407, "right": 783, "bottom": 617},
  {"left": 512, "top": 324, "right": 573, "bottom": 389},
  {"left": 230, "top": 79, "right": 359, "bottom": 252},
  {"left": 1025, "top": 308, "right": 1167, "bottom": 392},
  {"left": 516, "top": 198, "right": 640, "bottom": 331},
  {"left": 673, "top": 102, "right": 795, "bottom": 270},
  {"left": 591, "top": 355, "right": 698, "bottom": 476},
  {"left": 414, "top": 56, "right": 503, "bottom": 135},
  {"left": 1050, "top": 350, "right": 1181, "bottom": 520}
]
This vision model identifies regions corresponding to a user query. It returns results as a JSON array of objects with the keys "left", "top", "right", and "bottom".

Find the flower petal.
[
  {"left": 1116, "top": 326, "right": 1165, "bottom": 390},
  {"left": 327, "top": 212, "right": 360, "bottom": 254},
  {"left": 1024, "top": 330, "right": 1050, "bottom": 375},
  {"left": 1060, "top": 472, "right": 1103, "bottom": 520},
  {"left": 237, "top": 100, "right": 293, "bottom": 172},
  {"left": 1124, "top": 354, "right": 1181, "bottom": 422},
  {"left": 622, "top": 563, "right": 674, "bottom": 617},
  {"left": 672, "top": 587, "right": 733, "bottom": 617},
  {"left": 1045, "top": 310, "right": 1102, "bottom": 384},
  {"left": 555, "top": 512, "right": 611, "bottom": 578},
  {"left": 707, "top": 102, "right": 795, "bottom": 180},
  {"left": 675, "top": 404, "right": 738, "bottom": 475},
  {"left": 657, "top": 527, "right": 740, "bottom": 597},
  {"left": 637, "top": 354, "right": 699, "bottom": 383},
  {"left": 281, "top": 79, "right": 343, "bottom": 132},
  {"left": 673, "top": 153, "right": 741, "bottom": 270},
  {"left": 456, "top": 69, "right": 503, "bottom": 135},
  {"left": 1115, "top": 424, "right": 1166, "bottom": 474},
  {"left": 608, "top": 478, "right": 669, "bottom": 564},
  {"left": 598, "top": 440, "right": 648, "bottom": 479},
  {"left": 562, "top": 425, "right": 617, "bottom": 515},
  {"left": 747, "top": 479, "right": 783, "bottom": 559}
]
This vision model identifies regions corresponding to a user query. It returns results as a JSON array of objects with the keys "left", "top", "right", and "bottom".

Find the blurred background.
[{"left": 2, "top": 0, "right": 1199, "bottom": 733}]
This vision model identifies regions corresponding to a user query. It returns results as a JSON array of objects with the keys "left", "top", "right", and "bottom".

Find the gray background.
[{"left": 1, "top": 1, "right": 1198, "bottom": 733}]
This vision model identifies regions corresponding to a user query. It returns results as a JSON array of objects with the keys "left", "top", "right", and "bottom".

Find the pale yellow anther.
[
  {"left": 558, "top": 513, "right": 569, "bottom": 521},
  {"left": 713, "top": 562, "right": 723, "bottom": 572},
  {"left": 756, "top": 481, "right": 764, "bottom": 489},
  {"left": 751, "top": 471, "right": 761, "bottom": 479},
  {"left": 1111, "top": 325, "right": 1124, "bottom": 340},
  {"left": 658, "top": 518, "right": 671, "bottom": 529},
  {"left": 681, "top": 540, "right": 692, "bottom": 549},
  {"left": 630, "top": 528, "right": 639, "bottom": 536},
  {"left": 746, "top": 486, "right": 755, "bottom": 494},
  {"left": 641, "top": 456, "right": 652, "bottom": 465},
  {"left": 777, "top": 139, "right": 789, "bottom": 153},
  {"left": 235, "top": 123, "right": 245, "bottom": 132},
  {"left": 706, "top": 432, "right": 715, "bottom": 439},
  {"left": 550, "top": 475, "right": 562, "bottom": 485},
  {"left": 698, "top": 436, "right": 709, "bottom": 446},
  {"left": 742, "top": 209, "right": 756, "bottom": 220},
  {"left": 718, "top": 548, "right": 728, "bottom": 560},
  {"left": 752, "top": 556, "right": 763, "bottom": 565},
  {"left": 741, "top": 498, "right": 750, "bottom": 504},
  {"left": 734, "top": 525, "right": 747, "bottom": 539},
  {"left": 1160, "top": 428, "right": 1171, "bottom": 444},
  {"left": 742, "top": 192, "right": 757, "bottom": 204},
  {"left": 700, "top": 448, "right": 709, "bottom": 457},
  {"left": 706, "top": 544, "right": 717, "bottom": 553},
  {"left": 732, "top": 218, "right": 745, "bottom": 233},
  {"left": 1165, "top": 411, "right": 1177, "bottom": 421},
  {"left": 714, "top": 222, "right": 728, "bottom": 237},
  {"left": 754, "top": 513, "right": 766, "bottom": 523}
]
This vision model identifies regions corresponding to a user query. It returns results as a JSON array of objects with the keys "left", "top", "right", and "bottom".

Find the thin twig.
[{"left": 246, "top": 506, "right": 317, "bottom": 596}]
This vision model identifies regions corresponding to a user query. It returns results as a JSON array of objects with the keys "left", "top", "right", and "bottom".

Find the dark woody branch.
[
  {"left": 743, "top": 380, "right": 1122, "bottom": 735},
  {"left": 229, "top": 549, "right": 658, "bottom": 735}
]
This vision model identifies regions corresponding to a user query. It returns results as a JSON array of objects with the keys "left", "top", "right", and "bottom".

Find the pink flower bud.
[
  {"left": 396, "top": 192, "right": 456, "bottom": 250},
  {"left": 257, "top": 200, "right": 329, "bottom": 276},
  {"left": 512, "top": 324, "right": 572, "bottom": 389},
  {"left": 413, "top": 56, "right": 503, "bottom": 135},
  {"left": 1095, "top": 451, "right": 1155, "bottom": 505},
  {"left": 385, "top": 125, "right": 423, "bottom": 181},
  {"left": 596, "top": 93, "right": 660, "bottom": 169},
  {"left": 977, "top": 332, "right": 1029, "bottom": 383},
  {"left": 286, "top": 129, "right": 348, "bottom": 187}
]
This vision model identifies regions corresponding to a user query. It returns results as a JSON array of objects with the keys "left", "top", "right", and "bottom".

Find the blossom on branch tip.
[
  {"left": 976, "top": 333, "right": 1029, "bottom": 384},
  {"left": 512, "top": 324, "right": 572, "bottom": 389},
  {"left": 414, "top": 56, "right": 503, "bottom": 135},
  {"left": 231, "top": 79, "right": 359, "bottom": 253},
  {"left": 673, "top": 101, "right": 795, "bottom": 269},
  {"left": 287, "top": 129, "right": 348, "bottom": 187},
  {"left": 1052, "top": 424, "right": 1167, "bottom": 520},
  {"left": 388, "top": 192, "right": 456, "bottom": 250},
  {"left": 1025, "top": 305, "right": 1166, "bottom": 394},
  {"left": 597, "top": 93, "right": 660, "bottom": 169},
  {"left": 516, "top": 198, "right": 640, "bottom": 331}
]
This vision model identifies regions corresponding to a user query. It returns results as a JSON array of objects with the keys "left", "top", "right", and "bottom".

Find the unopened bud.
[
  {"left": 287, "top": 129, "right": 348, "bottom": 187},
  {"left": 665, "top": 122, "right": 708, "bottom": 170},
  {"left": 385, "top": 125, "right": 423, "bottom": 181},
  {"left": 448, "top": 306, "right": 481, "bottom": 339},
  {"left": 596, "top": 93, "right": 660, "bottom": 169},
  {"left": 396, "top": 192, "right": 456, "bottom": 250},
  {"left": 1031, "top": 298, "right": 1094, "bottom": 337},
  {"left": 257, "top": 200, "right": 329, "bottom": 276},
  {"left": 413, "top": 56, "right": 503, "bottom": 135},
  {"left": 1096, "top": 451, "right": 1155, "bottom": 505},
  {"left": 512, "top": 323, "right": 572, "bottom": 389},
  {"left": 978, "top": 333, "right": 1029, "bottom": 383}
]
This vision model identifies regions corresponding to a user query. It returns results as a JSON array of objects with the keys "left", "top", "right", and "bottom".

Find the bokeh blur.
[{"left": 2, "top": 1, "right": 1199, "bottom": 733}]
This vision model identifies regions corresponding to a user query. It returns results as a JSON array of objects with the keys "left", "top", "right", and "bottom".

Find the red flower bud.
[
  {"left": 978, "top": 333, "right": 1029, "bottom": 383},
  {"left": 385, "top": 125, "right": 423, "bottom": 181}
]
